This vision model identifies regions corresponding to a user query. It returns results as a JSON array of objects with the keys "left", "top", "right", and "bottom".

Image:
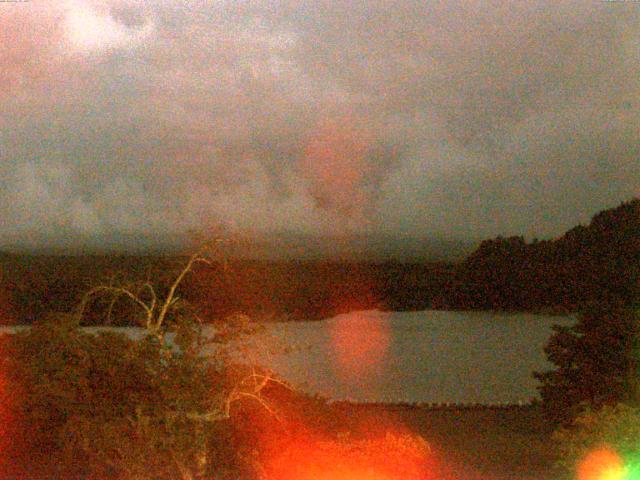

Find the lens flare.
[
  {"left": 328, "top": 311, "right": 390, "bottom": 383},
  {"left": 625, "top": 462, "right": 640, "bottom": 480},
  {"left": 577, "top": 446, "right": 627, "bottom": 480},
  {"left": 0, "top": 269, "right": 13, "bottom": 466},
  {"left": 261, "top": 428, "right": 434, "bottom": 480},
  {"left": 300, "top": 118, "right": 374, "bottom": 219},
  {"left": 231, "top": 329, "right": 436, "bottom": 480}
]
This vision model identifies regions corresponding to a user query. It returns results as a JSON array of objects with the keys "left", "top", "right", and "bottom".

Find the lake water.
[
  {"left": 236, "top": 310, "right": 574, "bottom": 404},
  {"left": 0, "top": 310, "right": 573, "bottom": 405}
]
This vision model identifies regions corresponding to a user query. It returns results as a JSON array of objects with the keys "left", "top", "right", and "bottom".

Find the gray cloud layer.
[{"left": 1, "top": 0, "right": 639, "bottom": 249}]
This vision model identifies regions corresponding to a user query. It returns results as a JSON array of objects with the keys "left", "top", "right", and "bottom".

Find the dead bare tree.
[
  {"left": 72, "top": 241, "right": 288, "bottom": 480},
  {"left": 76, "top": 244, "right": 214, "bottom": 338}
]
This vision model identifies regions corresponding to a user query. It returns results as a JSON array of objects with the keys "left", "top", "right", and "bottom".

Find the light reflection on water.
[{"left": 244, "top": 310, "right": 574, "bottom": 404}]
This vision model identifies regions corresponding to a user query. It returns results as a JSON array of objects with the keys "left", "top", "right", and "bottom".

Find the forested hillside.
[
  {"left": 0, "top": 255, "right": 453, "bottom": 324},
  {"left": 447, "top": 198, "right": 640, "bottom": 311},
  {"left": 1, "top": 198, "right": 637, "bottom": 324}
]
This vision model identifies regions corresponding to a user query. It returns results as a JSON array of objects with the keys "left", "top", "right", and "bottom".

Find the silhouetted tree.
[
  {"left": 534, "top": 302, "right": 640, "bottom": 425},
  {"left": 452, "top": 197, "right": 640, "bottom": 311}
]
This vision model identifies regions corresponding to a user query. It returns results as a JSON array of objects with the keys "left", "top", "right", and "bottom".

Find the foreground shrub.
[
  {"left": 0, "top": 314, "right": 238, "bottom": 479},
  {"left": 554, "top": 403, "right": 640, "bottom": 479},
  {"left": 535, "top": 303, "right": 640, "bottom": 426},
  {"left": 0, "top": 247, "right": 276, "bottom": 480}
]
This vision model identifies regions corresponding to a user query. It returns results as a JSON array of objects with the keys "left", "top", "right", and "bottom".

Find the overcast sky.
[{"left": 1, "top": 0, "right": 639, "bottom": 250}]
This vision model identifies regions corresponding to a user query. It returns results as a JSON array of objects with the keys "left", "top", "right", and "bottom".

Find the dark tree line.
[
  {"left": 0, "top": 255, "right": 453, "bottom": 325},
  {"left": 1, "top": 198, "right": 638, "bottom": 325},
  {"left": 534, "top": 302, "right": 640, "bottom": 425},
  {"left": 447, "top": 198, "right": 640, "bottom": 311}
]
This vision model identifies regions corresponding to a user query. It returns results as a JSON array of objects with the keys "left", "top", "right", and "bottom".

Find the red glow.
[
  {"left": 329, "top": 311, "right": 390, "bottom": 383},
  {"left": 0, "top": 5, "right": 64, "bottom": 97},
  {"left": 261, "top": 428, "right": 434, "bottom": 480},
  {"left": 0, "top": 352, "right": 16, "bottom": 474},
  {"left": 233, "top": 382, "right": 438, "bottom": 480},
  {"left": 0, "top": 269, "right": 14, "bottom": 467},
  {"left": 577, "top": 446, "right": 626, "bottom": 480},
  {"left": 301, "top": 118, "right": 374, "bottom": 218}
]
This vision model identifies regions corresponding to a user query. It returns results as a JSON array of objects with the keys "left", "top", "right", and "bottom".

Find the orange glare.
[
  {"left": 329, "top": 311, "right": 390, "bottom": 383},
  {"left": 261, "top": 428, "right": 434, "bottom": 480},
  {"left": 578, "top": 446, "right": 627, "bottom": 480},
  {"left": 0, "top": 356, "right": 13, "bottom": 471},
  {"left": 300, "top": 118, "right": 373, "bottom": 218}
]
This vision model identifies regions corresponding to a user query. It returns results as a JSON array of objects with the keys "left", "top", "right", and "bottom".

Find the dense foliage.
[
  {"left": 0, "top": 247, "right": 277, "bottom": 480},
  {"left": 0, "top": 256, "right": 449, "bottom": 325},
  {"left": 450, "top": 198, "right": 640, "bottom": 311},
  {"left": 534, "top": 303, "right": 640, "bottom": 425},
  {"left": 539, "top": 305, "right": 640, "bottom": 477},
  {"left": 1, "top": 199, "right": 639, "bottom": 479},
  {"left": 553, "top": 403, "right": 640, "bottom": 478},
  {"left": 0, "top": 312, "right": 262, "bottom": 480}
]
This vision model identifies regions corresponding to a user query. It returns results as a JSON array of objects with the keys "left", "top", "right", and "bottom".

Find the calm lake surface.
[
  {"left": 1, "top": 310, "right": 573, "bottom": 405},
  {"left": 237, "top": 310, "right": 574, "bottom": 404}
]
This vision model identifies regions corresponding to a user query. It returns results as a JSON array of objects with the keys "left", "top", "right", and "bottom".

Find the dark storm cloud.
[{"left": 1, "top": 0, "right": 638, "bottom": 249}]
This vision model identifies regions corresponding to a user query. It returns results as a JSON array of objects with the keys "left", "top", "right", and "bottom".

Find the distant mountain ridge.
[{"left": 0, "top": 231, "right": 477, "bottom": 263}]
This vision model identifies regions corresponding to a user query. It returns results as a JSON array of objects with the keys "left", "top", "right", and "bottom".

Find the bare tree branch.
[
  {"left": 77, "top": 285, "right": 154, "bottom": 326},
  {"left": 154, "top": 251, "right": 203, "bottom": 333},
  {"left": 71, "top": 239, "right": 288, "bottom": 480}
]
